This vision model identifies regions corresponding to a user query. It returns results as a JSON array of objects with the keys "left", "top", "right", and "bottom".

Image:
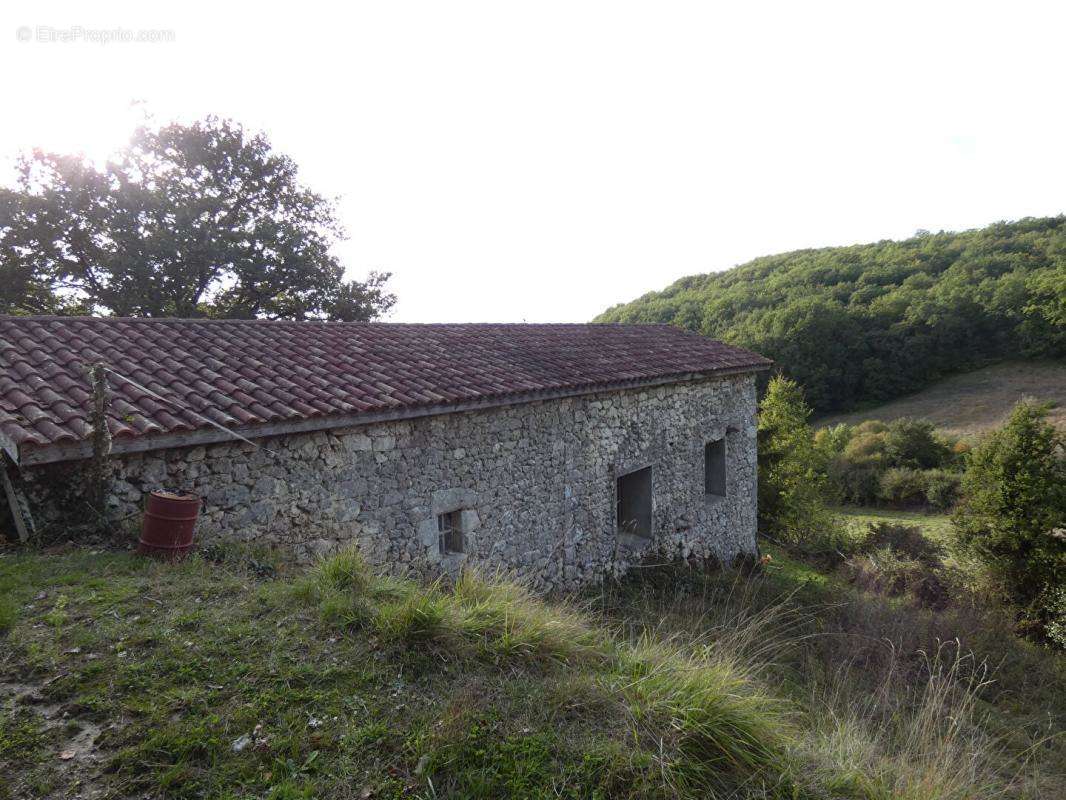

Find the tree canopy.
[
  {"left": 0, "top": 118, "right": 395, "bottom": 321},
  {"left": 596, "top": 218, "right": 1066, "bottom": 411}
]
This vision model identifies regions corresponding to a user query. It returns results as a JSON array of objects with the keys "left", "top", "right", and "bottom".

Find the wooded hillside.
[{"left": 596, "top": 217, "right": 1066, "bottom": 411}]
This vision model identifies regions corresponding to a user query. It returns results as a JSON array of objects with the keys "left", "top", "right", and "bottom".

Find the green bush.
[
  {"left": 842, "top": 549, "right": 955, "bottom": 610},
  {"left": 921, "top": 469, "right": 962, "bottom": 511},
  {"left": 954, "top": 401, "right": 1066, "bottom": 638},
  {"left": 842, "top": 431, "right": 887, "bottom": 464},
  {"left": 853, "top": 419, "right": 887, "bottom": 436},
  {"left": 877, "top": 468, "right": 928, "bottom": 508},
  {"left": 883, "top": 418, "right": 954, "bottom": 470},
  {"left": 844, "top": 522, "right": 958, "bottom": 608},
  {"left": 861, "top": 522, "right": 944, "bottom": 565},
  {"left": 874, "top": 468, "right": 961, "bottom": 512},
  {"left": 813, "top": 423, "right": 853, "bottom": 456},
  {"left": 826, "top": 456, "right": 881, "bottom": 505}
]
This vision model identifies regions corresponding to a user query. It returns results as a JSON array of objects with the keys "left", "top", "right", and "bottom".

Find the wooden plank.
[{"left": 1, "top": 465, "right": 33, "bottom": 543}]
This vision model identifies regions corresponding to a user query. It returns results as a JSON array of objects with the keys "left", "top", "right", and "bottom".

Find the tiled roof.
[{"left": 0, "top": 317, "right": 770, "bottom": 464}]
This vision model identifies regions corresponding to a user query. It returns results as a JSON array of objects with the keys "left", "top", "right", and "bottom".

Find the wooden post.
[
  {"left": 1, "top": 465, "right": 33, "bottom": 543},
  {"left": 87, "top": 363, "right": 112, "bottom": 527}
]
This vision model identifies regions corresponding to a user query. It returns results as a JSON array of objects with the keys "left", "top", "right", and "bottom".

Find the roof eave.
[{"left": 16, "top": 364, "right": 770, "bottom": 467}]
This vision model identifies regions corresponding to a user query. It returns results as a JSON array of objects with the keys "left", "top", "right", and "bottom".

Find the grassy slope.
[
  {"left": 816, "top": 361, "right": 1066, "bottom": 439},
  {"left": 1, "top": 545, "right": 1064, "bottom": 800}
]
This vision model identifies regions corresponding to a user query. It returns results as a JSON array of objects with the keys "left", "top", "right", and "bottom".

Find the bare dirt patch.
[{"left": 2, "top": 678, "right": 112, "bottom": 798}]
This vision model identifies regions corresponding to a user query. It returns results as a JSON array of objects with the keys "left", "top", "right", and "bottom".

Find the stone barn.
[{"left": 0, "top": 317, "right": 770, "bottom": 591}]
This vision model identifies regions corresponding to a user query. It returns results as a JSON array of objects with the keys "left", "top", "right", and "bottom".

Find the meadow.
[{"left": 2, "top": 533, "right": 1062, "bottom": 800}]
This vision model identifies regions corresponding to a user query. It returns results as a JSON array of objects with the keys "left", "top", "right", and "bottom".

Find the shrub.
[
  {"left": 877, "top": 468, "right": 928, "bottom": 508},
  {"left": 843, "top": 549, "right": 924, "bottom": 598},
  {"left": 790, "top": 520, "right": 862, "bottom": 568},
  {"left": 826, "top": 456, "right": 881, "bottom": 505},
  {"left": 844, "top": 526, "right": 956, "bottom": 610},
  {"left": 842, "top": 431, "right": 887, "bottom": 464},
  {"left": 874, "top": 468, "right": 960, "bottom": 511},
  {"left": 921, "top": 469, "right": 961, "bottom": 511},
  {"left": 883, "top": 417, "right": 953, "bottom": 470},
  {"left": 861, "top": 521, "right": 944, "bottom": 565},
  {"left": 846, "top": 521, "right": 955, "bottom": 608},
  {"left": 853, "top": 419, "right": 887, "bottom": 435},
  {"left": 813, "top": 423, "right": 853, "bottom": 456},
  {"left": 954, "top": 401, "right": 1066, "bottom": 634}
]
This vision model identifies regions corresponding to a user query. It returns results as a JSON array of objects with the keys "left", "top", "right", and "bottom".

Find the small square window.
[
  {"left": 437, "top": 510, "right": 464, "bottom": 555},
  {"left": 705, "top": 439, "right": 726, "bottom": 497}
]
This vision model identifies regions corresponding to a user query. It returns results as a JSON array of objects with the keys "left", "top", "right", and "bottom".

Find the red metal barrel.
[{"left": 138, "top": 491, "right": 201, "bottom": 560}]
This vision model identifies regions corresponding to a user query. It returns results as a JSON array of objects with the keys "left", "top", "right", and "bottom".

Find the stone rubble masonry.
[{"left": 8, "top": 373, "right": 760, "bottom": 592}]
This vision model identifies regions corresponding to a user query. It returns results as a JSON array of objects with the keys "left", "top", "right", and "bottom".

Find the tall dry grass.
[
  {"left": 299, "top": 547, "right": 1062, "bottom": 798},
  {"left": 802, "top": 642, "right": 1021, "bottom": 800},
  {"left": 597, "top": 564, "right": 1064, "bottom": 799}
]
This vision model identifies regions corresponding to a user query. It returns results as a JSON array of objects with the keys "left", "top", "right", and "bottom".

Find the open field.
[
  {"left": 836, "top": 507, "right": 953, "bottom": 544},
  {"left": 2, "top": 544, "right": 1063, "bottom": 800},
  {"left": 816, "top": 361, "right": 1066, "bottom": 439}
]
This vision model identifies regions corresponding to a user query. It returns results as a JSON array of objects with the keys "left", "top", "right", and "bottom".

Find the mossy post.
[{"left": 87, "top": 362, "right": 113, "bottom": 530}]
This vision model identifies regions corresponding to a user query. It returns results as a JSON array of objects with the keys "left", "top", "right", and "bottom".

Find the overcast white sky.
[{"left": 2, "top": 1, "right": 1064, "bottom": 322}]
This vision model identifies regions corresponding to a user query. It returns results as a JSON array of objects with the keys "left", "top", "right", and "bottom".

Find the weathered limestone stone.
[
  {"left": 13, "top": 373, "right": 760, "bottom": 591},
  {"left": 373, "top": 435, "right": 395, "bottom": 452}
]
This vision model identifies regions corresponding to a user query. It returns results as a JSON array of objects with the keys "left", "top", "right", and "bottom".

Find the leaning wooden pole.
[{"left": 87, "top": 362, "right": 113, "bottom": 528}]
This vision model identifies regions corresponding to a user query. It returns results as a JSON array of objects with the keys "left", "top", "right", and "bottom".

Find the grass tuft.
[
  {"left": 451, "top": 571, "right": 608, "bottom": 664},
  {"left": 621, "top": 641, "right": 791, "bottom": 794},
  {"left": 374, "top": 587, "right": 450, "bottom": 643},
  {"left": 310, "top": 546, "right": 372, "bottom": 594}
]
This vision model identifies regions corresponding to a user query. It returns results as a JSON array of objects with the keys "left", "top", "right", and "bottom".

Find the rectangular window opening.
[
  {"left": 705, "top": 438, "right": 726, "bottom": 498},
  {"left": 437, "top": 510, "right": 464, "bottom": 555},
  {"left": 616, "top": 466, "right": 652, "bottom": 539}
]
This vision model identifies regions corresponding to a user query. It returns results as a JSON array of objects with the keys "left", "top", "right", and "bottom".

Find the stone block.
[{"left": 348, "top": 434, "right": 372, "bottom": 452}]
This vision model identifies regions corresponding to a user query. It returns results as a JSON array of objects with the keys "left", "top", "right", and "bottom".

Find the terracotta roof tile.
[{"left": 0, "top": 317, "right": 770, "bottom": 463}]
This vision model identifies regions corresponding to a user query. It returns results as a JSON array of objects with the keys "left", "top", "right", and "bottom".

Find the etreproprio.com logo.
[{"left": 16, "top": 25, "right": 176, "bottom": 44}]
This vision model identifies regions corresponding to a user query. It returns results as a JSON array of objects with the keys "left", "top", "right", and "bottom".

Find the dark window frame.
[
  {"left": 704, "top": 438, "right": 727, "bottom": 498},
  {"left": 616, "top": 465, "right": 653, "bottom": 539},
  {"left": 437, "top": 510, "right": 464, "bottom": 555}
]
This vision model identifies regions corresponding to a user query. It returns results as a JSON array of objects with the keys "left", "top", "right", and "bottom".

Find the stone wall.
[{"left": 9, "top": 373, "right": 760, "bottom": 592}]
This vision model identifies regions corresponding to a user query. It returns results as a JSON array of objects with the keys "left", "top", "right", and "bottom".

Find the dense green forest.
[{"left": 596, "top": 217, "right": 1066, "bottom": 412}]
